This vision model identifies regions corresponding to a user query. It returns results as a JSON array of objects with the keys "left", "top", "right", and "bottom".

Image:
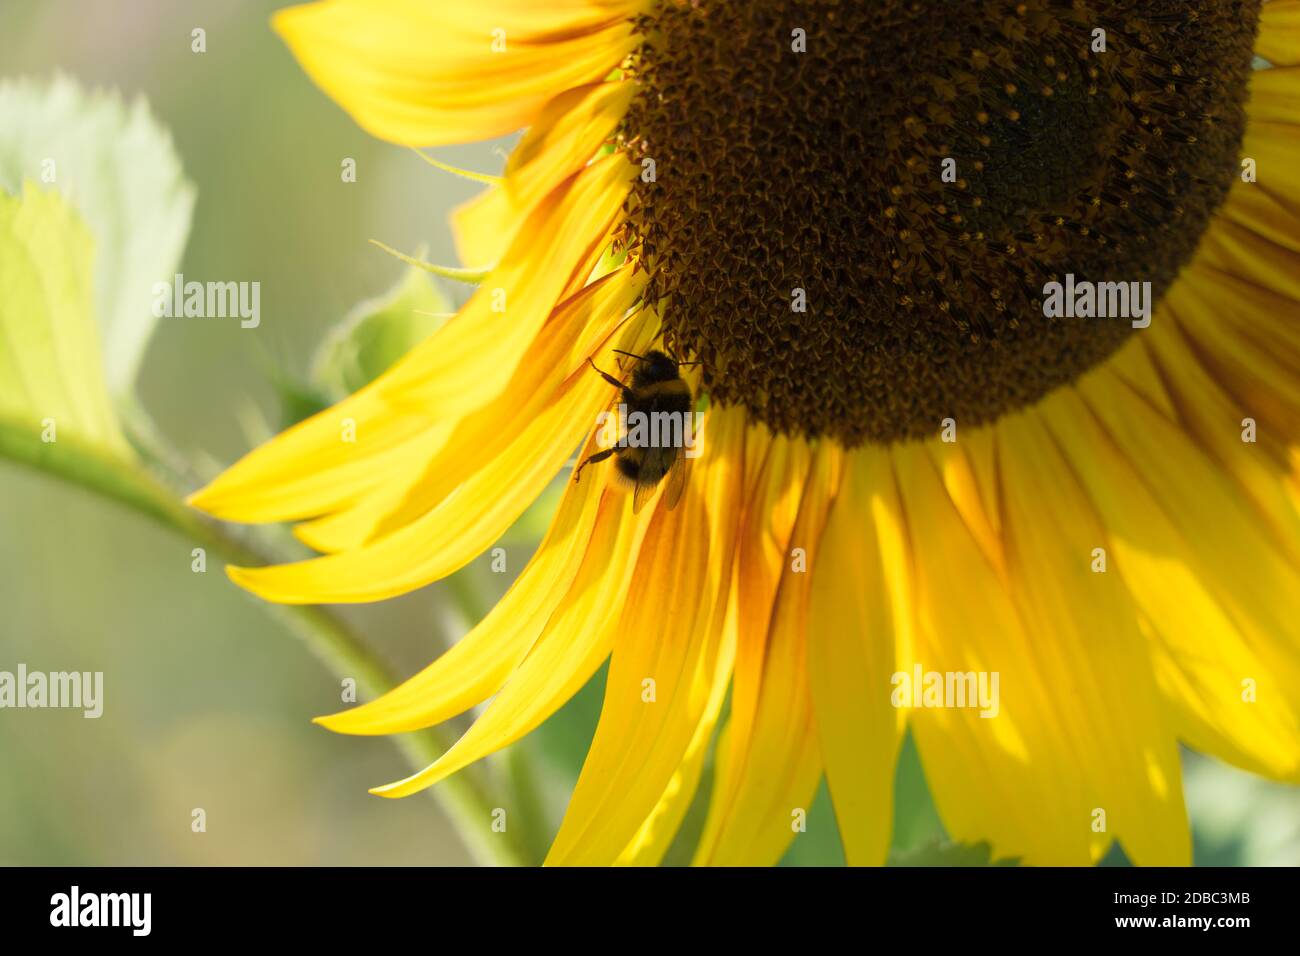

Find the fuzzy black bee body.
[{"left": 574, "top": 349, "right": 696, "bottom": 513}]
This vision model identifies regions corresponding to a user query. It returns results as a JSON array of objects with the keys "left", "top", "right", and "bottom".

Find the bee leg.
[
  {"left": 573, "top": 447, "right": 616, "bottom": 483},
  {"left": 586, "top": 357, "right": 624, "bottom": 390}
]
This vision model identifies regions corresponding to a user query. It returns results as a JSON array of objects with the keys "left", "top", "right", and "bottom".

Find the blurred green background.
[{"left": 0, "top": 0, "right": 1296, "bottom": 866}]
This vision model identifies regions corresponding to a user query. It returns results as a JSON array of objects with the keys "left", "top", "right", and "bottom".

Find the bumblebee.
[{"left": 574, "top": 349, "right": 696, "bottom": 513}]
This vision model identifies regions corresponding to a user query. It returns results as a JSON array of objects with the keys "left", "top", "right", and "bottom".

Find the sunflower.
[{"left": 189, "top": 0, "right": 1300, "bottom": 866}]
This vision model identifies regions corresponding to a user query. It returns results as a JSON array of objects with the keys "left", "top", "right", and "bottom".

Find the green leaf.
[
  {"left": 779, "top": 781, "right": 848, "bottom": 866},
  {"left": 260, "top": 365, "right": 332, "bottom": 430},
  {"left": 888, "top": 839, "right": 1020, "bottom": 867},
  {"left": 311, "top": 260, "right": 453, "bottom": 397},
  {"left": 890, "top": 728, "right": 948, "bottom": 853},
  {"left": 0, "top": 75, "right": 196, "bottom": 397},
  {"left": 1184, "top": 751, "right": 1300, "bottom": 866},
  {"left": 0, "top": 183, "right": 128, "bottom": 457}
]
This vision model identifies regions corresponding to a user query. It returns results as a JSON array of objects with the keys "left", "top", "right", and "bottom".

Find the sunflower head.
[{"left": 626, "top": 0, "right": 1260, "bottom": 444}]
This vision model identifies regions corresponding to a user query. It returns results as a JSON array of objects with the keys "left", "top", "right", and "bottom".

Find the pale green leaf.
[
  {"left": 311, "top": 260, "right": 453, "bottom": 397},
  {"left": 0, "top": 183, "right": 127, "bottom": 455},
  {"left": 0, "top": 74, "right": 196, "bottom": 396},
  {"left": 1184, "top": 752, "right": 1300, "bottom": 866}
]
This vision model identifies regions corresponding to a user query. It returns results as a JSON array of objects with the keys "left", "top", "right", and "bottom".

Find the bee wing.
[
  {"left": 631, "top": 445, "right": 676, "bottom": 514},
  {"left": 659, "top": 453, "right": 693, "bottom": 512},
  {"left": 632, "top": 469, "right": 662, "bottom": 514}
]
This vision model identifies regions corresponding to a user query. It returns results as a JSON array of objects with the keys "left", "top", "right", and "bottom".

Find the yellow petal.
[
  {"left": 611, "top": 412, "right": 752, "bottom": 866},
  {"left": 454, "top": 81, "right": 634, "bottom": 265},
  {"left": 301, "top": 269, "right": 644, "bottom": 553},
  {"left": 997, "top": 407, "right": 1190, "bottom": 866},
  {"left": 1101, "top": 331, "right": 1177, "bottom": 420},
  {"left": 1196, "top": 214, "right": 1300, "bottom": 306},
  {"left": 1242, "top": 120, "right": 1300, "bottom": 222},
  {"left": 187, "top": 376, "right": 446, "bottom": 522},
  {"left": 1260, "top": 0, "right": 1300, "bottom": 66},
  {"left": 1166, "top": 268, "right": 1300, "bottom": 448},
  {"left": 928, "top": 428, "right": 1003, "bottom": 571},
  {"left": 1145, "top": 302, "right": 1300, "bottom": 566},
  {"left": 693, "top": 445, "right": 837, "bottom": 866},
  {"left": 1245, "top": 65, "right": 1300, "bottom": 126},
  {"left": 226, "top": 313, "right": 655, "bottom": 603},
  {"left": 273, "top": 0, "right": 644, "bottom": 146},
  {"left": 717, "top": 432, "right": 810, "bottom": 809},
  {"left": 807, "top": 446, "right": 907, "bottom": 866},
  {"left": 547, "top": 407, "right": 746, "bottom": 866},
  {"left": 506, "top": 82, "right": 635, "bottom": 208},
  {"left": 1057, "top": 374, "right": 1300, "bottom": 782},
  {"left": 1216, "top": 174, "right": 1300, "bottom": 256},
  {"left": 614, "top": 608, "right": 734, "bottom": 866},
  {"left": 449, "top": 184, "right": 515, "bottom": 270},
  {"left": 380, "top": 153, "right": 635, "bottom": 418},
  {"left": 895, "top": 439, "right": 1097, "bottom": 865},
  {"left": 1241, "top": 62, "right": 1300, "bottom": 225},
  {"left": 315, "top": 456, "right": 606, "bottom": 734},
  {"left": 373, "top": 488, "right": 654, "bottom": 797}
]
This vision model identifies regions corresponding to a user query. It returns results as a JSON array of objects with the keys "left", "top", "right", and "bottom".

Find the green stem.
[
  {"left": 0, "top": 417, "right": 529, "bottom": 867},
  {"left": 441, "top": 565, "right": 551, "bottom": 865},
  {"left": 504, "top": 741, "right": 554, "bottom": 865}
]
